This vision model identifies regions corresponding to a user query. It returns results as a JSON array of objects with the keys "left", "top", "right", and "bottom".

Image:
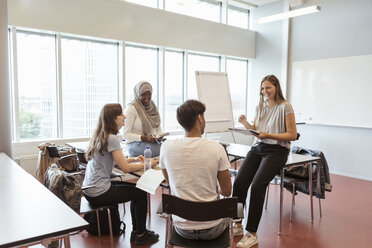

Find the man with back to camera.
[{"left": 159, "top": 99, "right": 232, "bottom": 240}]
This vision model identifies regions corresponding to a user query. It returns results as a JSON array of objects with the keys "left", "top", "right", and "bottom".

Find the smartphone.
[{"left": 248, "top": 129, "right": 260, "bottom": 135}]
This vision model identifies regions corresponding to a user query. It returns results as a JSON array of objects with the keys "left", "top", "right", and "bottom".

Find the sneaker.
[
  {"left": 233, "top": 224, "right": 244, "bottom": 236},
  {"left": 135, "top": 229, "right": 159, "bottom": 245},
  {"left": 237, "top": 232, "right": 258, "bottom": 248},
  {"left": 131, "top": 230, "right": 156, "bottom": 243},
  {"left": 130, "top": 231, "right": 136, "bottom": 243}
]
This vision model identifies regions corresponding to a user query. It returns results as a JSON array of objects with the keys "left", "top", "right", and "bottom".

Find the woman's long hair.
[
  {"left": 256, "top": 75, "right": 286, "bottom": 126},
  {"left": 86, "top": 103, "right": 123, "bottom": 160}
]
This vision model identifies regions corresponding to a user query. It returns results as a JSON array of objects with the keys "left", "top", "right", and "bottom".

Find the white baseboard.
[{"left": 330, "top": 170, "right": 372, "bottom": 182}]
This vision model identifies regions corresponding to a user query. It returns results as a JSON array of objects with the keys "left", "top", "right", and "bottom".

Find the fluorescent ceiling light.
[{"left": 255, "top": 5, "right": 321, "bottom": 24}]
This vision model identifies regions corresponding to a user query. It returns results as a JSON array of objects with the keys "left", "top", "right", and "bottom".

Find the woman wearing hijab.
[{"left": 123, "top": 81, "right": 162, "bottom": 157}]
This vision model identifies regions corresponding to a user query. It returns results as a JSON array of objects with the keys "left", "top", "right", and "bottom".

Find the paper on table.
[{"left": 136, "top": 169, "right": 165, "bottom": 195}]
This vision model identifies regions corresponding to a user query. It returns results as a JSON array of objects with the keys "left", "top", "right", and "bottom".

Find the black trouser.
[
  {"left": 233, "top": 143, "right": 289, "bottom": 233},
  {"left": 84, "top": 181, "right": 148, "bottom": 234}
]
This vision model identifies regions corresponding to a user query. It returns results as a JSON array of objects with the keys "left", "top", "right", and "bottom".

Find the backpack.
[
  {"left": 83, "top": 204, "right": 126, "bottom": 236},
  {"left": 44, "top": 164, "right": 82, "bottom": 213}
]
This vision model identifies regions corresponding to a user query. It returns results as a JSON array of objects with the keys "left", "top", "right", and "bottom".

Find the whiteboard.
[
  {"left": 196, "top": 71, "right": 234, "bottom": 133},
  {"left": 290, "top": 54, "right": 372, "bottom": 128}
]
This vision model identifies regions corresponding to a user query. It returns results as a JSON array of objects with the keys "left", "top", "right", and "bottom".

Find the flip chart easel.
[{"left": 196, "top": 71, "right": 234, "bottom": 133}]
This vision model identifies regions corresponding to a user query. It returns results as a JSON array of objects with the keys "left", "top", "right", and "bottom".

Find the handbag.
[
  {"left": 44, "top": 164, "right": 82, "bottom": 213},
  {"left": 47, "top": 145, "right": 76, "bottom": 158},
  {"left": 58, "top": 154, "right": 79, "bottom": 172}
]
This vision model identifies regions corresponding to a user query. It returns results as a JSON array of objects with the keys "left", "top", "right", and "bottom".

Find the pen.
[{"left": 152, "top": 135, "right": 160, "bottom": 144}]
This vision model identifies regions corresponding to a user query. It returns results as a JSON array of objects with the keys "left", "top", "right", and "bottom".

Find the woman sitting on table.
[
  {"left": 233, "top": 75, "right": 297, "bottom": 248},
  {"left": 82, "top": 103, "right": 159, "bottom": 245},
  {"left": 123, "top": 81, "right": 162, "bottom": 157}
]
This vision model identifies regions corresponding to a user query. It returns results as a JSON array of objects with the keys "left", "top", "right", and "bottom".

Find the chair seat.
[
  {"left": 80, "top": 197, "right": 108, "bottom": 214},
  {"left": 169, "top": 227, "right": 230, "bottom": 248}
]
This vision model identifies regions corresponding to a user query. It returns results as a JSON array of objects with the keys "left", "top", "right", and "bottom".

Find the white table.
[
  {"left": 225, "top": 143, "right": 321, "bottom": 234},
  {"left": 0, "top": 153, "right": 88, "bottom": 248}
]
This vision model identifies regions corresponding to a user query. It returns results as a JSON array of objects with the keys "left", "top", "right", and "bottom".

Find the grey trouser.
[{"left": 127, "top": 141, "right": 161, "bottom": 157}]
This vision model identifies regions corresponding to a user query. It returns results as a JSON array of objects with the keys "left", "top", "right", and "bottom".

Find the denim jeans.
[{"left": 127, "top": 141, "right": 161, "bottom": 157}]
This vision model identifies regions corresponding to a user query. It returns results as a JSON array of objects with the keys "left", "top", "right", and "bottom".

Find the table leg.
[
  {"left": 308, "top": 163, "right": 314, "bottom": 222},
  {"left": 278, "top": 168, "right": 284, "bottom": 235},
  {"left": 63, "top": 236, "right": 71, "bottom": 248},
  {"left": 147, "top": 193, "right": 151, "bottom": 216}
]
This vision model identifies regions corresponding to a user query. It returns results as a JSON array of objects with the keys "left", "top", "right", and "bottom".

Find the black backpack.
[{"left": 83, "top": 204, "right": 126, "bottom": 236}]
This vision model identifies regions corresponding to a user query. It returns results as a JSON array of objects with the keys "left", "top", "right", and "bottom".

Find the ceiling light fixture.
[{"left": 255, "top": 5, "right": 321, "bottom": 24}]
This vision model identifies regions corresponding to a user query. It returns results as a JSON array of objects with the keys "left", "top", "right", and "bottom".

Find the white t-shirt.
[
  {"left": 159, "top": 137, "right": 231, "bottom": 230},
  {"left": 122, "top": 104, "right": 162, "bottom": 142}
]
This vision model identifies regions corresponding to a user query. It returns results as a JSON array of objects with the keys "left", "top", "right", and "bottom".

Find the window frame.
[
  {"left": 10, "top": 28, "right": 248, "bottom": 143},
  {"left": 226, "top": 56, "right": 249, "bottom": 124},
  {"left": 11, "top": 29, "right": 59, "bottom": 142}
]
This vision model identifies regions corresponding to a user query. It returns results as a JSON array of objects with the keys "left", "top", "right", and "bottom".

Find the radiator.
[{"left": 19, "top": 154, "right": 39, "bottom": 177}]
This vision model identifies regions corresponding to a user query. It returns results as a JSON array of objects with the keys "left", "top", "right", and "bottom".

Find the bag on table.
[
  {"left": 83, "top": 204, "right": 126, "bottom": 236},
  {"left": 46, "top": 145, "right": 79, "bottom": 172}
]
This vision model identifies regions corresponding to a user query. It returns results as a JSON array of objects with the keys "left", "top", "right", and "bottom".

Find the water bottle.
[
  {"left": 121, "top": 139, "right": 127, "bottom": 158},
  {"left": 144, "top": 146, "right": 152, "bottom": 171}
]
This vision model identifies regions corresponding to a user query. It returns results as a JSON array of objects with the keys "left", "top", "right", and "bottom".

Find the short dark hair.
[{"left": 177, "top": 100, "right": 206, "bottom": 132}]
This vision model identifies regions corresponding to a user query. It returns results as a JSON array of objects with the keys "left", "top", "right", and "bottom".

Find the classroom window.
[
  {"left": 187, "top": 53, "right": 220, "bottom": 100},
  {"left": 228, "top": 5, "right": 249, "bottom": 29},
  {"left": 125, "top": 45, "right": 159, "bottom": 105},
  {"left": 165, "top": 0, "right": 221, "bottom": 23},
  {"left": 10, "top": 28, "right": 250, "bottom": 141},
  {"left": 226, "top": 58, "right": 248, "bottom": 124},
  {"left": 164, "top": 50, "right": 184, "bottom": 131},
  {"left": 15, "top": 31, "right": 58, "bottom": 140},
  {"left": 61, "top": 37, "right": 119, "bottom": 138}
]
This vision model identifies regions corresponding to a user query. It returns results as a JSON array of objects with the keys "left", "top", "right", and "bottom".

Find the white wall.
[
  {"left": 288, "top": 0, "right": 372, "bottom": 180},
  {"left": 251, "top": 0, "right": 372, "bottom": 181},
  {"left": 247, "top": 0, "right": 288, "bottom": 121},
  {"left": 0, "top": 0, "right": 12, "bottom": 157},
  {"left": 7, "top": 0, "right": 256, "bottom": 59}
]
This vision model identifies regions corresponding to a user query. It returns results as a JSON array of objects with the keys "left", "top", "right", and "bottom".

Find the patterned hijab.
[{"left": 130, "top": 81, "right": 160, "bottom": 135}]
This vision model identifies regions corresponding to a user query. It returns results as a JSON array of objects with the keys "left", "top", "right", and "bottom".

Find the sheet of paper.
[{"left": 136, "top": 169, "right": 165, "bottom": 195}]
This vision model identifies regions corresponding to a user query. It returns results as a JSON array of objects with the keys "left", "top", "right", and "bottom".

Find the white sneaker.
[
  {"left": 233, "top": 224, "right": 244, "bottom": 236},
  {"left": 237, "top": 232, "right": 258, "bottom": 248}
]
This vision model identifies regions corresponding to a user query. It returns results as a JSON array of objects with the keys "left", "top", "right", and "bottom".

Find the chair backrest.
[{"left": 162, "top": 194, "right": 238, "bottom": 221}]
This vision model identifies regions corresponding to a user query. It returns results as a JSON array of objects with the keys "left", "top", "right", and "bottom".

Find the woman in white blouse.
[{"left": 123, "top": 81, "right": 162, "bottom": 157}]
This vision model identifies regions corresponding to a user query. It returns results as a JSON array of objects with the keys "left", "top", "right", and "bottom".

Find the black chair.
[
  {"left": 80, "top": 196, "right": 117, "bottom": 248},
  {"left": 159, "top": 194, "right": 238, "bottom": 248}
]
